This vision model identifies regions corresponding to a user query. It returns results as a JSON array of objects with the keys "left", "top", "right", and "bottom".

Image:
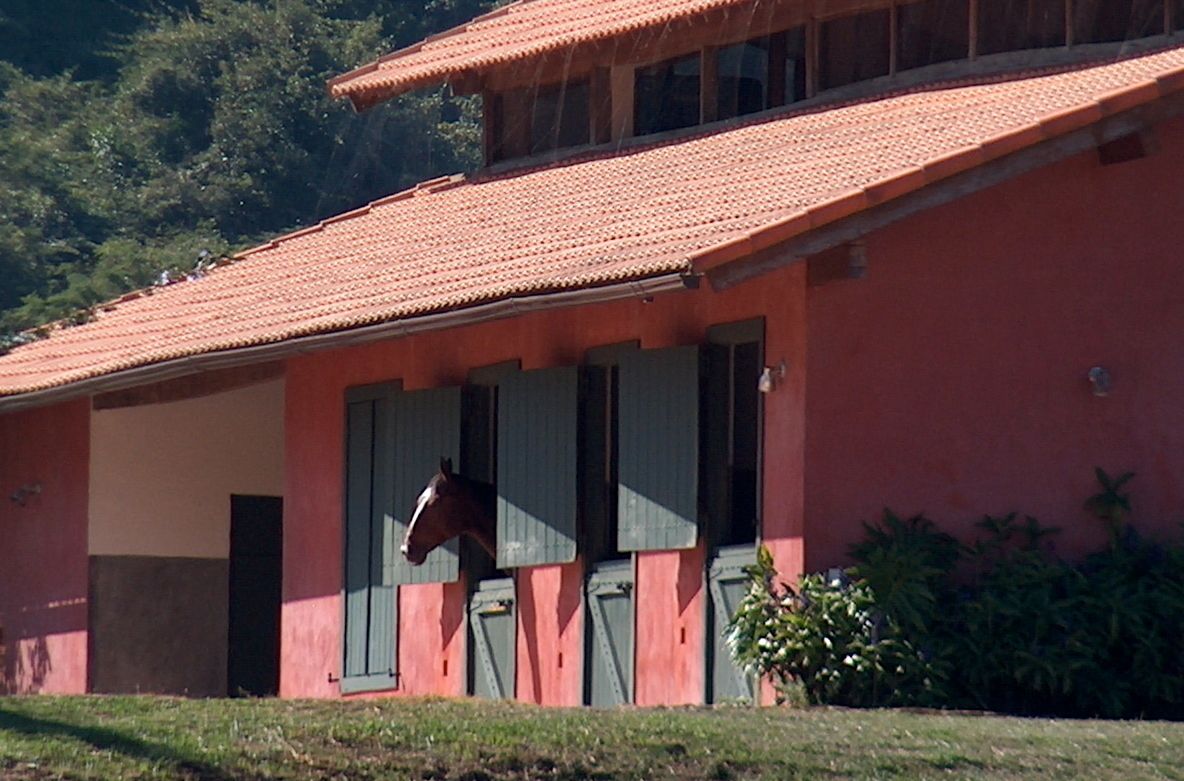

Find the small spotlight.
[
  {"left": 1088, "top": 366, "right": 1112, "bottom": 397},
  {"left": 758, "top": 361, "right": 787, "bottom": 394}
]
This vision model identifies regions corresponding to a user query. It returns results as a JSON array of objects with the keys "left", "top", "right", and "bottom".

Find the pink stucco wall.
[
  {"left": 0, "top": 400, "right": 90, "bottom": 694},
  {"left": 281, "top": 269, "right": 806, "bottom": 702},
  {"left": 804, "top": 115, "right": 1184, "bottom": 570}
]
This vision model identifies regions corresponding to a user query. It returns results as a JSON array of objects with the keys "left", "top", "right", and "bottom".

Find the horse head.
[{"left": 401, "top": 457, "right": 496, "bottom": 565}]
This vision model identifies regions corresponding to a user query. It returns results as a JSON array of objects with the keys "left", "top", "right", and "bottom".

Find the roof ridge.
[{"left": 327, "top": 0, "right": 534, "bottom": 91}]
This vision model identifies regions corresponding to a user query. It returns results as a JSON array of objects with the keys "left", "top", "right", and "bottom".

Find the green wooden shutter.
[
  {"left": 342, "top": 385, "right": 398, "bottom": 692},
  {"left": 389, "top": 386, "right": 462, "bottom": 585},
  {"left": 496, "top": 366, "right": 580, "bottom": 568},
  {"left": 617, "top": 346, "right": 701, "bottom": 551}
]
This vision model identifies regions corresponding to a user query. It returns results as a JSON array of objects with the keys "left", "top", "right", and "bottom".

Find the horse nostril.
[{"left": 400, "top": 543, "right": 410, "bottom": 556}]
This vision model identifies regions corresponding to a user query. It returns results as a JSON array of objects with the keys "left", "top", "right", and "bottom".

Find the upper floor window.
[
  {"left": 531, "top": 80, "right": 591, "bottom": 155},
  {"left": 1074, "top": 0, "right": 1164, "bottom": 43},
  {"left": 898, "top": 0, "right": 971, "bottom": 71},
  {"left": 635, "top": 53, "right": 702, "bottom": 136},
  {"left": 978, "top": 0, "right": 1066, "bottom": 54},
  {"left": 820, "top": 9, "right": 891, "bottom": 91},
  {"left": 489, "top": 79, "right": 590, "bottom": 163},
  {"left": 716, "top": 29, "right": 807, "bottom": 120}
]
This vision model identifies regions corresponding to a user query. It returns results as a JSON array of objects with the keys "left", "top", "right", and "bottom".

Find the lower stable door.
[
  {"left": 467, "top": 569, "right": 516, "bottom": 700},
  {"left": 584, "top": 559, "right": 634, "bottom": 707},
  {"left": 705, "top": 544, "right": 757, "bottom": 703}
]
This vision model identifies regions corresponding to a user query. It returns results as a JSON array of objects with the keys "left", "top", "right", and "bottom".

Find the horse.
[{"left": 401, "top": 457, "right": 497, "bottom": 565}]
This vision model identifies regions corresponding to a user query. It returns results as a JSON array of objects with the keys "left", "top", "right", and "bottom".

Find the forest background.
[{"left": 0, "top": 0, "right": 492, "bottom": 334}]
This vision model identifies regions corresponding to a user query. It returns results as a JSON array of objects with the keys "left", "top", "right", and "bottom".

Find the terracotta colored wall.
[
  {"left": 804, "top": 115, "right": 1184, "bottom": 570},
  {"left": 0, "top": 400, "right": 89, "bottom": 694},
  {"left": 89, "top": 379, "right": 285, "bottom": 558},
  {"left": 281, "top": 267, "right": 806, "bottom": 703}
]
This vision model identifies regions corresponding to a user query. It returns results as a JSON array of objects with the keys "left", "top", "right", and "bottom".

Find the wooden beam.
[
  {"left": 92, "top": 362, "right": 284, "bottom": 411},
  {"left": 701, "top": 45, "right": 720, "bottom": 124},
  {"left": 968, "top": 0, "right": 979, "bottom": 59},
  {"left": 610, "top": 64, "right": 635, "bottom": 142},
  {"left": 590, "top": 67, "right": 613, "bottom": 145},
  {"left": 706, "top": 94, "right": 1184, "bottom": 290}
]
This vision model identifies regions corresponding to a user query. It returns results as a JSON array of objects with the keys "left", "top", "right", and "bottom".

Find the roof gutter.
[{"left": 0, "top": 272, "right": 691, "bottom": 415}]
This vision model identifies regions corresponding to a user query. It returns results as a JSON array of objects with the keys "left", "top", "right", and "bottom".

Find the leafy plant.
[
  {"left": 729, "top": 469, "right": 1184, "bottom": 719},
  {"left": 1085, "top": 468, "right": 1135, "bottom": 545},
  {"left": 726, "top": 546, "right": 943, "bottom": 708}
]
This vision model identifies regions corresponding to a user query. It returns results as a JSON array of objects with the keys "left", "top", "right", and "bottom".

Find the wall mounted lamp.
[
  {"left": 9, "top": 483, "right": 41, "bottom": 507},
  {"left": 758, "top": 361, "right": 788, "bottom": 394},
  {"left": 1087, "top": 366, "right": 1113, "bottom": 397}
]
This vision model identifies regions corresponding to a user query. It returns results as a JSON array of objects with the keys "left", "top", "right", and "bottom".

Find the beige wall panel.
[{"left": 89, "top": 379, "right": 285, "bottom": 558}]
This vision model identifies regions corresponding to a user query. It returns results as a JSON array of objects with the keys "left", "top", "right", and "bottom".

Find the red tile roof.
[
  {"left": 2, "top": 47, "right": 1184, "bottom": 402},
  {"left": 329, "top": 0, "right": 754, "bottom": 106}
]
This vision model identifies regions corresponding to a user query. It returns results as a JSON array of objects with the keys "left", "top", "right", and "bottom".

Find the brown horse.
[{"left": 401, "top": 458, "right": 497, "bottom": 565}]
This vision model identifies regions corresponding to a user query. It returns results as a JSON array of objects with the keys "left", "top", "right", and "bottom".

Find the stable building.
[{"left": 3, "top": 0, "right": 1184, "bottom": 705}]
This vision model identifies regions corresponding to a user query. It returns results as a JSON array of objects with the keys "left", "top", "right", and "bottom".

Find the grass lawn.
[{"left": 1, "top": 696, "right": 1183, "bottom": 780}]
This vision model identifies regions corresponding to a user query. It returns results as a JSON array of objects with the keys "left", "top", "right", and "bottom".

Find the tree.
[{"left": 0, "top": 0, "right": 491, "bottom": 331}]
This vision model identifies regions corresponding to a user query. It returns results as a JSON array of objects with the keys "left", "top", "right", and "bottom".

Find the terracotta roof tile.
[
  {"left": 328, "top": 0, "right": 755, "bottom": 104},
  {"left": 3, "top": 46, "right": 1184, "bottom": 399}
]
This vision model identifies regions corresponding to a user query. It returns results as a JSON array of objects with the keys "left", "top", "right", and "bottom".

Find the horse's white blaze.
[{"left": 402, "top": 484, "right": 435, "bottom": 555}]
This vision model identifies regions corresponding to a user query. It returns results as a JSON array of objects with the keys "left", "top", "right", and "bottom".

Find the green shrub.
[
  {"left": 728, "top": 470, "right": 1184, "bottom": 718},
  {"left": 725, "top": 547, "right": 943, "bottom": 708}
]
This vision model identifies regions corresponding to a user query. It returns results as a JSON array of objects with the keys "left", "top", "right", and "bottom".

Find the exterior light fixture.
[
  {"left": 758, "top": 361, "right": 787, "bottom": 394},
  {"left": 9, "top": 483, "right": 41, "bottom": 506},
  {"left": 1087, "top": 366, "right": 1112, "bottom": 397}
]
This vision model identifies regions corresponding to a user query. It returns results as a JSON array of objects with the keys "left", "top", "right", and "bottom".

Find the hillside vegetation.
[{"left": 0, "top": 0, "right": 491, "bottom": 334}]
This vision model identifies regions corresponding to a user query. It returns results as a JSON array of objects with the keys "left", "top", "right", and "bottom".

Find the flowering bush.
[{"left": 725, "top": 546, "right": 943, "bottom": 707}]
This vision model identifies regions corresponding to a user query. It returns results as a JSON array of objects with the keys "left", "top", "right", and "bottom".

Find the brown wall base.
[{"left": 88, "top": 555, "right": 228, "bottom": 696}]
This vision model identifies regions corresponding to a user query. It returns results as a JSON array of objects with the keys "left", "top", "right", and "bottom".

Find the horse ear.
[{"left": 439, "top": 457, "right": 453, "bottom": 478}]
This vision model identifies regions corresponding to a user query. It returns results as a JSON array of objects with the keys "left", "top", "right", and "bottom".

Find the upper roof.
[
  {"left": 329, "top": 0, "right": 752, "bottom": 106},
  {"left": 2, "top": 46, "right": 1184, "bottom": 406}
]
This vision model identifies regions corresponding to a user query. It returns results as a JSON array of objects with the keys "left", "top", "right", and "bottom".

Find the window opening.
[
  {"left": 819, "top": 10, "right": 892, "bottom": 91},
  {"left": 530, "top": 79, "right": 591, "bottom": 156},
  {"left": 635, "top": 53, "right": 702, "bottom": 136},
  {"left": 703, "top": 320, "right": 764, "bottom": 550},
  {"left": 717, "top": 28, "right": 807, "bottom": 120},
  {"left": 898, "top": 0, "right": 971, "bottom": 71},
  {"left": 1074, "top": 0, "right": 1164, "bottom": 43},
  {"left": 978, "top": 0, "right": 1066, "bottom": 55},
  {"left": 1175, "top": 0, "right": 1184, "bottom": 30},
  {"left": 462, "top": 361, "right": 519, "bottom": 584},
  {"left": 582, "top": 343, "right": 638, "bottom": 564}
]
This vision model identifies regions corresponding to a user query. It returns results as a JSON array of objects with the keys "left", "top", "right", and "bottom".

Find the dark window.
[
  {"left": 581, "top": 362, "right": 622, "bottom": 563},
  {"left": 530, "top": 80, "right": 590, "bottom": 155},
  {"left": 898, "top": 0, "right": 971, "bottom": 71},
  {"left": 1176, "top": 0, "right": 1184, "bottom": 30},
  {"left": 635, "top": 53, "right": 702, "bottom": 136},
  {"left": 1074, "top": 0, "right": 1164, "bottom": 43},
  {"left": 703, "top": 321, "right": 763, "bottom": 549},
  {"left": 978, "top": 0, "right": 1066, "bottom": 55},
  {"left": 489, "top": 88, "right": 530, "bottom": 163},
  {"left": 717, "top": 28, "right": 807, "bottom": 121},
  {"left": 820, "top": 10, "right": 891, "bottom": 91}
]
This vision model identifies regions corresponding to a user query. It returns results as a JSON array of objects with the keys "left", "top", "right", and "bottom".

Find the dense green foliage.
[
  {"left": 728, "top": 470, "right": 1184, "bottom": 718},
  {"left": 0, "top": 0, "right": 492, "bottom": 332}
]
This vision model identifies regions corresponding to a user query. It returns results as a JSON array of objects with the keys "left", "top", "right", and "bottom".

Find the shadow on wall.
[
  {"left": 0, "top": 633, "right": 51, "bottom": 695},
  {"left": 0, "top": 707, "right": 234, "bottom": 781},
  {"left": 0, "top": 598, "right": 86, "bottom": 694}
]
